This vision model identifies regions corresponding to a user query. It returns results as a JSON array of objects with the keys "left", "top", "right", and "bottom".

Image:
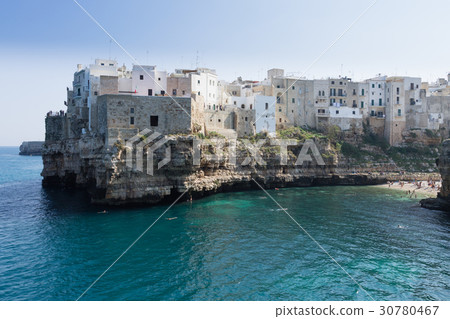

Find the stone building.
[
  {"left": 94, "top": 95, "right": 197, "bottom": 146},
  {"left": 53, "top": 59, "right": 450, "bottom": 148},
  {"left": 385, "top": 76, "right": 421, "bottom": 145}
]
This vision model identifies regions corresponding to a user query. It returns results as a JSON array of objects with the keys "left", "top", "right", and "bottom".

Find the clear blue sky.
[{"left": 0, "top": 0, "right": 449, "bottom": 145}]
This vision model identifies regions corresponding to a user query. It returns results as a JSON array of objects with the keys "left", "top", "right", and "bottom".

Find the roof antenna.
[
  {"left": 196, "top": 50, "right": 199, "bottom": 69},
  {"left": 108, "top": 39, "right": 112, "bottom": 60}
]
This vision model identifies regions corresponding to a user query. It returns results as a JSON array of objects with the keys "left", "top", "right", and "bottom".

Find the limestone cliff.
[
  {"left": 420, "top": 139, "right": 450, "bottom": 211},
  {"left": 41, "top": 133, "right": 387, "bottom": 205}
]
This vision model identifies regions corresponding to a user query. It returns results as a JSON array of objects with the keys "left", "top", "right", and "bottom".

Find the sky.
[{"left": 0, "top": 0, "right": 449, "bottom": 145}]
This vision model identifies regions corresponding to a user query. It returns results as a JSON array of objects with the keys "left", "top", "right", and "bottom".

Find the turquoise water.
[{"left": 0, "top": 147, "right": 449, "bottom": 301}]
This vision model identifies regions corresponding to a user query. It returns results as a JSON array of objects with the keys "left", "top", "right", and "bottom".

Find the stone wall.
[
  {"left": 204, "top": 107, "right": 255, "bottom": 137},
  {"left": 96, "top": 95, "right": 192, "bottom": 146}
]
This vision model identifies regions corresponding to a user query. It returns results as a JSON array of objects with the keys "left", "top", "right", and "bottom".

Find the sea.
[{"left": 0, "top": 146, "right": 448, "bottom": 301}]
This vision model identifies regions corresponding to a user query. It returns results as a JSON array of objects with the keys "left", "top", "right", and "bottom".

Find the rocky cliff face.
[
  {"left": 41, "top": 134, "right": 388, "bottom": 205},
  {"left": 420, "top": 139, "right": 450, "bottom": 211}
]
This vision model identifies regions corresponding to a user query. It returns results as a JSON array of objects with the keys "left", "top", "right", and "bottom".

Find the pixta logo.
[
  {"left": 125, "top": 129, "right": 171, "bottom": 176},
  {"left": 124, "top": 130, "right": 326, "bottom": 176}
]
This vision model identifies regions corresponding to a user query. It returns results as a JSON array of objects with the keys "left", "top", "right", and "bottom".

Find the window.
[
  {"left": 160, "top": 90, "right": 165, "bottom": 95},
  {"left": 371, "top": 110, "right": 375, "bottom": 116},
  {"left": 198, "top": 92, "right": 200, "bottom": 96},
  {"left": 94, "top": 91, "right": 98, "bottom": 96},
  {"left": 265, "top": 103, "right": 268, "bottom": 110},
  {"left": 352, "top": 111, "right": 355, "bottom": 115},
  {"left": 352, "top": 89, "right": 356, "bottom": 95},
  {"left": 218, "top": 119, "right": 221, "bottom": 122},
  {"left": 77, "top": 88, "right": 80, "bottom": 96},
  {"left": 372, "top": 84, "right": 375, "bottom": 88},
  {"left": 396, "top": 87, "right": 400, "bottom": 94},
  {"left": 339, "top": 81, "right": 342, "bottom": 85},
  {"left": 140, "top": 75, "right": 144, "bottom": 80},
  {"left": 410, "top": 98, "right": 415, "bottom": 105},
  {"left": 398, "top": 109, "right": 401, "bottom": 116},
  {"left": 197, "top": 80, "right": 200, "bottom": 84},
  {"left": 361, "top": 89, "right": 365, "bottom": 95},
  {"left": 279, "top": 108, "right": 282, "bottom": 112},
  {"left": 378, "top": 84, "right": 381, "bottom": 88},
  {"left": 101, "top": 63, "right": 104, "bottom": 66},
  {"left": 279, "top": 118, "right": 282, "bottom": 123},
  {"left": 292, "top": 86, "right": 295, "bottom": 90},
  {"left": 172, "top": 89, "right": 177, "bottom": 96},
  {"left": 234, "top": 101, "right": 237, "bottom": 105},
  {"left": 158, "top": 77, "right": 161, "bottom": 81},
  {"left": 241, "top": 104, "right": 245, "bottom": 109},
  {"left": 109, "top": 63, "right": 114, "bottom": 66},
  {"left": 250, "top": 104, "right": 253, "bottom": 110},
  {"left": 379, "top": 98, "right": 382, "bottom": 106},
  {"left": 396, "top": 96, "right": 400, "bottom": 104},
  {"left": 150, "top": 116, "right": 158, "bottom": 126},
  {"left": 130, "top": 117, "right": 134, "bottom": 125},
  {"left": 336, "top": 110, "right": 339, "bottom": 114},
  {"left": 361, "top": 101, "right": 364, "bottom": 108},
  {"left": 182, "top": 90, "right": 185, "bottom": 95},
  {"left": 130, "top": 107, "right": 134, "bottom": 114},
  {"left": 245, "top": 117, "right": 248, "bottom": 121},
  {"left": 410, "top": 83, "right": 414, "bottom": 90},
  {"left": 331, "top": 81, "right": 335, "bottom": 84},
  {"left": 148, "top": 89, "right": 153, "bottom": 96},
  {"left": 371, "top": 99, "right": 374, "bottom": 106},
  {"left": 292, "top": 98, "right": 295, "bottom": 103}
]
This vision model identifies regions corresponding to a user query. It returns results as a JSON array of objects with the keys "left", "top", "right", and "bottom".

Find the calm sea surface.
[{"left": 0, "top": 146, "right": 448, "bottom": 301}]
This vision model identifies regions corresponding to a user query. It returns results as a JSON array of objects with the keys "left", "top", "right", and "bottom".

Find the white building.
[
  {"left": 190, "top": 68, "right": 219, "bottom": 109},
  {"left": 254, "top": 95, "right": 276, "bottom": 136},
  {"left": 229, "top": 94, "right": 276, "bottom": 136},
  {"left": 131, "top": 65, "right": 167, "bottom": 96}
]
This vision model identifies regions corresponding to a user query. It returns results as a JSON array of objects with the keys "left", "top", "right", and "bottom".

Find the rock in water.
[{"left": 19, "top": 141, "right": 44, "bottom": 156}]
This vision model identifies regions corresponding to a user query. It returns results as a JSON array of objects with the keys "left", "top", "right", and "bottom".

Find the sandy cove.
[{"left": 375, "top": 180, "right": 440, "bottom": 198}]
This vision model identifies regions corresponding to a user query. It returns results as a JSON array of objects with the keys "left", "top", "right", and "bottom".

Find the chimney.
[{"left": 77, "top": 64, "right": 83, "bottom": 71}]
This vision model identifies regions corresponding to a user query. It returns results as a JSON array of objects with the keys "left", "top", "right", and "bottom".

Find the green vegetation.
[
  {"left": 425, "top": 129, "right": 439, "bottom": 138},
  {"left": 277, "top": 127, "right": 327, "bottom": 142},
  {"left": 339, "top": 122, "right": 440, "bottom": 172}
]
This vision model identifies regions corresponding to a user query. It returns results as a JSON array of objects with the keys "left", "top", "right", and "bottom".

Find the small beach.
[{"left": 375, "top": 180, "right": 440, "bottom": 198}]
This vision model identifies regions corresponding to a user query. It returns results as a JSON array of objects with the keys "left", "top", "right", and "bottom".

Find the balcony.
[{"left": 316, "top": 110, "right": 330, "bottom": 117}]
